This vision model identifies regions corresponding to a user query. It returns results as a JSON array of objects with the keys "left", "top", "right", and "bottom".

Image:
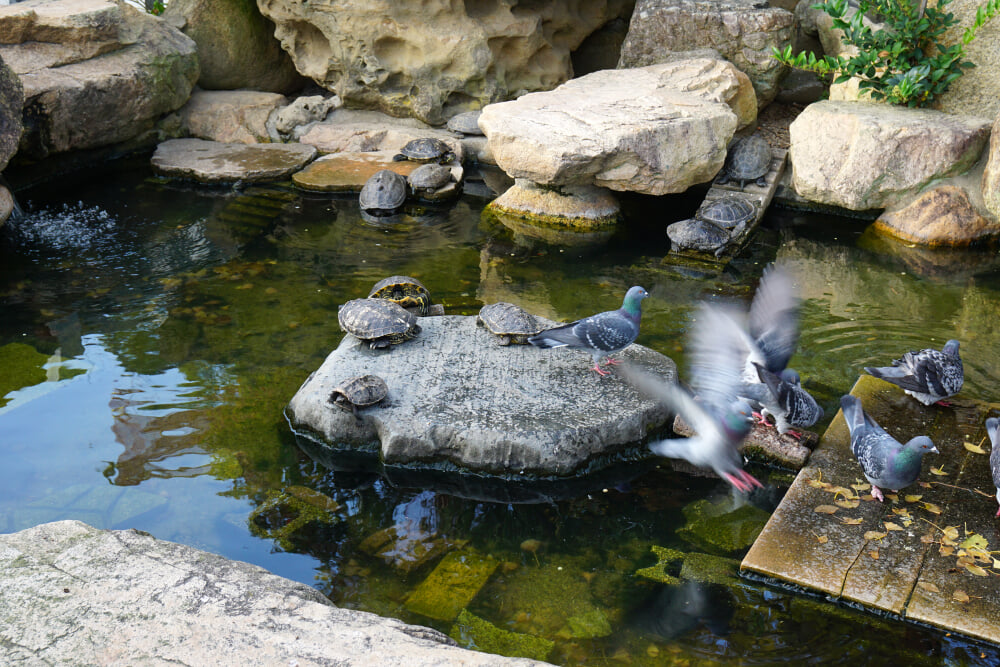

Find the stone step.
[{"left": 741, "top": 373, "right": 1000, "bottom": 645}]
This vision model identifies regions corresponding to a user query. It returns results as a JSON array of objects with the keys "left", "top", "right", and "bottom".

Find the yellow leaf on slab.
[
  {"left": 917, "top": 581, "right": 941, "bottom": 593},
  {"left": 992, "top": 558, "right": 1000, "bottom": 570},
  {"left": 864, "top": 531, "right": 887, "bottom": 541},
  {"left": 966, "top": 564, "right": 989, "bottom": 577},
  {"left": 869, "top": 549, "right": 879, "bottom": 560},
  {"left": 816, "top": 535, "right": 829, "bottom": 544},
  {"left": 851, "top": 482, "right": 871, "bottom": 491},
  {"left": 840, "top": 517, "right": 864, "bottom": 525},
  {"left": 809, "top": 479, "right": 832, "bottom": 490},
  {"left": 953, "top": 590, "right": 970, "bottom": 603},
  {"left": 904, "top": 495, "right": 923, "bottom": 503},
  {"left": 861, "top": 494, "right": 876, "bottom": 502},
  {"left": 940, "top": 546, "right": 955, "bottom": 557},
  {"left": 886, "top": 493, "right": 899, "bottom": 502},
  {"left": 892, "top": 508, "right": 911, "bottom": 516},
  {"left": 835, "top": 499, "right": 860, "bottom": 509},
  {"left": 943, "top": 526, "right": 960, "bottom": 540},
  {"left": 814, "top": 505, "right": 839, "bottom": 514},
  {"left": 884, "top": 522, "right": 904, "bottom": 531},
  {"left": 922, "top": 502, "right": 943, "bottom": 515},
  {"left": 959, "top": 533, "right": 988, "bottom": 551},
  {"left": 964, "top": 442, "right": 987, "bottom": 454},
  {"left": 831, "top": 486, "right": 857, "bottom": 500},
  {"left": 930, "top": 466, "right": 948, "bottom": 476}
]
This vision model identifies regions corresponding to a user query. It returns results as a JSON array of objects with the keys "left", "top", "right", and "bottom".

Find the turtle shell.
[
  {"left": 359, "top": 170, "right": 407, "bottom": 214},
  {"left": 696, "top": 196, "right": 757, "bottom": 231},
  {"left": 667, "top": 218, "right": 731, "bottom": 256},
  {"left": 393, "top": 138, "right": 455, "bottom": 164},
  {"left": 329, "top": 374, "right": 389, "bottom": 415},
  {"left": 368, "top": 275, "right": 432, "bottom": 315},
  {"left": 408, "top": 164, "right": 452, "bottom": 193},
  {"left": 446, "top": 111, "right": 483, "bottom": 135},
  {"left": 477, "top": 302, "right": 540, "bottom": 345},
  {"left": 338, "top": 298, "right": 421, "bottom": 349},
  {"left": 718, "top": 135, "right": 772, "bottom": 189}
]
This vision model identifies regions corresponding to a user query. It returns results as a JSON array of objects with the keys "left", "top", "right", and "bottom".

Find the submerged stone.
[
  {"left": 248, "top": 488, "right": 340, "bottom": 552},
  {"left": 292, "top": 151, "right": 420, "bottom": 192},
  {"left": 450, "top": 609, "right": 554, "bottom": 662},
  {"left": 359, "top": 525, "right": 466, "bottom": 575},
  {"left": 677, "top": 497, "right": 770, "bottom": 555},
  {"left": 635, "top": 545, "right": 684, "bottom": 584},
  {"left": 679, "top": 552, "right": 741, "bottom": 586},
  {"left": 404, "top": 549, "right": 499, "bottom": 622},
  {"left": 486, "top": 180, "right": 621, "bottom": 230},
  {"left": 1, "top": 483, "right": 166, "bottom": 532},
  {"left": 561, "top": 608, "right": 612, "bottom": 639}
]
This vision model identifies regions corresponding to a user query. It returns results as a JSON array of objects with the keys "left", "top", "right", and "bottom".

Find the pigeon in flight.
[
  {"left": 864, "top": 340, "right": 963, "bottom": 406},
  {"left": 986, "top": 418, "right": 1000, "bottom": 517},
  {"left": 529, "top": 285, "right": 648, "bottom": 376},
  {"left": 841, "top": 394, "right": 937, "bottom": 502}
]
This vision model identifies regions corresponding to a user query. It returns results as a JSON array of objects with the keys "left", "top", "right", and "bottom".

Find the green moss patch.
[
  {"left": 677, "top": 498, "right": 770, "bottom": 555},
  {"left": 635, "top": 545, "right": 684, "bottom": 584},
  {"left": 450, "top": 609, "right": 553, "bottom": 661},
  {"left": 405, "top": 549, "right": 499, "bottom": 622}
]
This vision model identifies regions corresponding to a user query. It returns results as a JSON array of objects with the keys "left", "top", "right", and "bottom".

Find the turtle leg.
[{"left": 756, "top": 176, "right": 767, "bottom": 187}]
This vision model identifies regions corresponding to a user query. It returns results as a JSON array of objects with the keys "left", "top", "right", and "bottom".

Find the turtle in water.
[
  {"left": 359, "top": 169, "right": 407, "bottom": 215},
  {"left": 717, "top": 134, "right": 772, "bottom": 189},
  {"left": 696, "top": 196, "right": 757, "bottom": 234},
  {"left": 408, "top": 163, "right": 453, "bottom": 197},
  {"left": 368, "top": 275, "right": 432, "bottom": 315},
  {"left": 392, "top": 138, "right": 456, "bottom": 164},
  {"left": 338, "top": 298, "right": 421, "bottom": 349},
  {"left": 667, "top": 218, "right": 731, "bottom": 257},
  {"left": 477, "top": 302, "right": 541, "bottom": 345},
  {"left": 329, "top": 374, "right": 389, "bottom": 417}
]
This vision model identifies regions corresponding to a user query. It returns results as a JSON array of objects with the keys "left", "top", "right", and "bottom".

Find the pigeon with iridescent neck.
[
  {"left": 753, "top": 363, "right": 824, "bottom": 436},
  {"left": 864, "top": 340, "right": 963, "bottom": 406},
  {"left": 986, "top": 418, "right": 1000, "bottom": 517},
  {"left": 529, "top": 286, "right": 648, "bottom": 376},
  {"left": 841, "top": 394, "right": 937, "bottom": 502}
]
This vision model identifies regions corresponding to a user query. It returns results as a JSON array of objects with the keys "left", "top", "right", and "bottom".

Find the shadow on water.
[{"left": 2, "top": 157, "right": 1000, "bottom": 664}]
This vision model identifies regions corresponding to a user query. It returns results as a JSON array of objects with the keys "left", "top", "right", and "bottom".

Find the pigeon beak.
[{"left": 930, "top": 446, "right": 940, "bottom": 454}]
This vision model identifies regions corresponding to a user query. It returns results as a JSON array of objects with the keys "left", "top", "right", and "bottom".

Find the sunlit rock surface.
[
  {"left": 875, "top": 184, "right": 1000, "bottom": 246},
  {"left": 0, "top": 520, "right": 547, "bottom": 666},
  {"left": 151, "top": 138, "right": 317, "bottom": 182},
  {"left": 486, "top": 179, "right": 621, "bottom": 229},
  {"left": 287, "top": 315, "right": 676, "bottom": 477},
  {"left": 0, "top": 52, "right": 22, "bottom": 170},
  {"left": 171, "top": 90, "right": 287, "bottom": 144},
  {"left": 297, "top": 109, "right": 464, "bottom": 163},
  {"left": 479, "top": 59, "right": 752, "bottom": 195},
  {"left": 0, "top": 0, "right": 199, "bottom": 159},
  {"left": 618, "top": 0, "right": 795, "bottom": 106},
  {"left": 789, "top": 101, "right": 990, "bottom": 210},
  {"left": 256, "top": 0, "right": 633, "bottom": 125},
  {"left": 982, "top": 113, "right": 1000, "bottom": 218}
]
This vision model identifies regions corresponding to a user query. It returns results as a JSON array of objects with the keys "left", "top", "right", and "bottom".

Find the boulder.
[
  {"left": 0, "top": 52, "right": 22, "bottom": 170},
  {"left": 618, "top": 0, "right": 795, "bottom": 106},
  {"left": 934, "top": 0, "right": 1000, "bottom": 120},
  {"left": 479, "top": 59, "right": 754, "bottom": 195},
  {"left": 486, "top": 179, "right": 621, "bottom": 233},
  {"left": 0, "top": 0, "right": 199, "bottom": 160},
  {"left": 267, "top": 93, "right": 341, "bottom": 141},
  {"left": 292, "top": 150, "right": 462, "bottom": 193},
  {"left": 257, "top": 0, "right": 633, "bottom": 125},
  {"left": 173, "top": 89, "right": 287, "bottom": 144},
  {"left": 0, "top": 184, "right": 13, "bottom": 225},
  {"left": 0, "top": 520, "right": 545, "bottom": 666},
  {"left": 789, "top": 100, "right": 991, "bottom": 210},
  {"left": 162, "top": 0, "right": 306, "bottom": 94},
  {"left": 151, "top": 138, "right": 317, "bottom": 182},
  {"left": 297, "top": 109, "right": 464, "bottom": 163},
  {"left": 286, "top": 315, "right": 676, "bottom": 477},
  {"left": 982, "top": 113, "right": 1000, "bottom": 218},
  {"left": 874, "top": 185, "right": 1000, "bottom": 246}
]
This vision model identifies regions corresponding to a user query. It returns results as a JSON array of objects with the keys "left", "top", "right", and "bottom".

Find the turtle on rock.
[
  {"left": 408, "top": 164, "right": 453, "bottom": 197},
  {"left": 393, "top": 138, "right": 456, "bottom": 164},
  {"left": 338, "top": 298, "right": 421, "bottom": 349},
  {"left": 717, "top": 134, "right": 772, "bottom": 189},
  {"left": 477, "top": 302, "right": 541, "bottom": 345},
  {"left": 329, "top": 374, "right": 389, "bottom": 417},
  {"left": 359, "top": 170, "right": 407, "bottom": 215},
  {"left": 666, "top": 218, "right": 731, "bottom": 256},
  {"left": 368, "top": 275, "right": 432, "bottom": 315}
]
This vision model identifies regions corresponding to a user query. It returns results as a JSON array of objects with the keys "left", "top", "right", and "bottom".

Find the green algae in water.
[
  {"left": 635, "top": 545, "right": 684, "bottom": 585},
  {"left": 679, "top": 552, "right": 741, "bottom": 587},
  {"left": 677, "top": 498, "right": 770, "bottom": 555},
  {"left": 0, "top": 342, "right": 56, "bottom": 406},
  {"left": 248, "top": 488, "right": 341, "bottom": 552},
  {"left": 561, "top": 608, "right": 612, "bottom": 639},
  {"left": 450, "top": 609, "right": 554, "bottom": 661},
  {"left": 405, "top": 549, "right": 499, "bottom": 622}
]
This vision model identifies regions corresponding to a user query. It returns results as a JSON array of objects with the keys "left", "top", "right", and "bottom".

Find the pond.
[{"left": 1, "top": 155, "right": 999, "bottom": 665}]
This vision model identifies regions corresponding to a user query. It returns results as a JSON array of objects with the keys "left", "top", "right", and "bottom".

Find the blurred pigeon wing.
[
  {"left": 748, "top": 264, "right": 800, "bottom": 373},
  {"left": 687, "top": 304, "right": 747, "bottom": 416}
]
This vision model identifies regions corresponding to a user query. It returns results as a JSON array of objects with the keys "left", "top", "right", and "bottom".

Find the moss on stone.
[
  {"left": 561, "top": 607, "right": 612, "bottom": 639},
  {"left": 405, "top": 549, "right": 499, "bottom": 622},
  {"left": 679, "top": 552, "right": 741, "bottom": 586},
  {"left": 248, "top": 488, "right": 340, "bottom": 551},
  {"left": 676, "top": 498, "right": 770, "bottom": 555},
  {"left": 634, "top": 545, "right": 684, "bottom": 584},
  {"left": 0, "top": 342, "right": 50, "bottom": 406},
  {"left": 450, "top": 609, "right": 554, "bottom": 661}
]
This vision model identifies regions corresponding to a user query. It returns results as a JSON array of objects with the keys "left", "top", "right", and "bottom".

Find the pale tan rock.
[
  {"left": 0, "top": 185, "right": 13, "bottom": 225},
  {"left": 257, "top": 0, "right": 633, "bottom": 125},
  {"left": 875, "top": 185, "right": 1000, "bottom": 246},
  {"left": 982, "top": 114, "right": 1000, "bottom": 218},
  {"left": 480, "top": 60, "right": 754, "bottom": 195},
  {"left": 0, "top": 52, "right": 22, "bottom": 170},
  {"left": 488, "top": 179, "right": 621, "bottom": 226},
  {"left": 268, "top": 94, "right": 341, "bottom": 141},
  {"left": 298, "top": 112, "right": 464, "bottom": 163},
  {"left": 151, "top": 138, "right": 317, "bottom": 182},
  {"left": 789, "top": 101, "right": 990, "bottom": 210},
  {"left": 618, "top": 0, "right": 795, "bottom": 106},
  {"left": 292, "top": 150, "right": 422, "bottom": 192},
  {"left": 174, "top": 89, "right": 287, "bottom": 144},
  {"left": 935, "top": 0, "right": 1000, "bottom": 119}
]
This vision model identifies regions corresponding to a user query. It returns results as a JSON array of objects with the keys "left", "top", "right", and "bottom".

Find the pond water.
[{"left": 2, "top": 155, "right": 1000, "bottom": 665}]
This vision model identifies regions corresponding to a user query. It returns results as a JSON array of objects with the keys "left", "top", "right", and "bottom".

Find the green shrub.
[{"left": 773, "top": 0, "right": 1000, "bottom": 107}]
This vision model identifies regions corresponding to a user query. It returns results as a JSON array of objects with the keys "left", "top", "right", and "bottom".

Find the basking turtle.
[
  {"left": 392, "top": 138, "right": 456, "bottom": 164},
  {"left": 368, "top": 275, "right": 432, "bottom": 315},
  {"left": 717, "top": 134, "right": 772, "bottom": 189},
  {"left": 667, "top": 218, "right": 731, "bottom": 257},
  {"left": 338, "top": 298, "right": 421, "bottom": 349},
  {"left": 408, "top": 164, "right": 452, "bottom": 196},
  {"left": 446, "top": 111, "right": 483, "bottom": 136},
  {"left": 359, "top": 169, "right": 407, "bottom": 215},
  {"left": 477, "top": 302, "right": 541, "bottom": 346},
  {"left": 696, "top": 196, "right": 757, "bottom": 233},
  {"left": 329, "top": 374, "right": 389, "bottom": 417}
]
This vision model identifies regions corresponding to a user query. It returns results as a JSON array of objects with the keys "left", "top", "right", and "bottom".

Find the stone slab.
[
  {"left": 151, "top": 138, "right": 317, "bottom": 183},
  {"left": 742, "top": 374, "right": 1000, "bottom": 643},
  {"left": 405, "top": 549, "right": 499, "bottom": 622}
]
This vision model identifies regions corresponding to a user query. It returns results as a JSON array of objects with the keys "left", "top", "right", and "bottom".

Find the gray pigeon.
[
  {"left": 986, "top": 418, "right": 1000, "bottom": 517},
  {"left": 841, "top": 394, "right": 938, "bottom": 502},
  {"left": 754, "top": 363, "right": 824, "bottom": 436},
  {"left": 529, "top": 285, "right": 648, "bottom": 376},
  {"left": 864, "top": 340, "right": 963, "bottom": 406},
  {"left": 745, "top": 263, "right": 800, "bottom": 377},
  {"left": 624, "top": 304, "right": 762, "bottom": 492}
]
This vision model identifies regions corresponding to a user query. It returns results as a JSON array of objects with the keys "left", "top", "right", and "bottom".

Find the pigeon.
[
  {"left": 863, "top": 340, "right": 963, "bottom": 406},
  {"left": 986, "top": 418, "right": 1000, "bottom": 517},
  {"left": 743, "top": 263, "right": 800, "bottom": 378},
  {"left": 528, "top": 285, "right": 648, "bottom": 376},
  {"left": 623, "top": 303, "right": 762, "bottom": 492},
  {"left": 841, "top": 394, "right": 938, "bottom": 502},
  {"left": 753, "top": 363, "right": 824, "bottom": 436}
]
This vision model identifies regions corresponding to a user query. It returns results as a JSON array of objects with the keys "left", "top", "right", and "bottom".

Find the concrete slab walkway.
[{"left": 742, "top": 374, "right": 1000, "bottom": 644}]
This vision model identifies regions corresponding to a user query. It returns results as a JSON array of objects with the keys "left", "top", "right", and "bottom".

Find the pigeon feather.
[
  {"left": 864, "top": 340, "right": 963, "bottom": 406},
  {"left": 754, "top": 363, "right": 824, "bottom": 435},
  {"left": 987, "top": 417, "right": 1000, "bottom": 517}
]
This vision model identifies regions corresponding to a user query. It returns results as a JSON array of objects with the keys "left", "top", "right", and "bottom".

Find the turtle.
[
  {"left": 359, "top": 169, "right": 407, "bottom": 215},
  {"left": 446, "top": 111, "right": 484, "bottom": 136},
  {"left": 328, "top": 374, "right": 389, "bottom": 417},
  {"left": 338, "top": 298, "right": 421, "bottom": 349},
  {"left": 408, "top": 163, "right": 453, "bottom": 196},
  {"left": 477, "top": 302, "right": 541, "bottom": 345},
  {"left": 368, "top": 275, "right": 432, "bottom": 315},
  {"left": 667, "top": 218, "right": 731, "bottom": 257},
  {"left": 392, "top": 138, "right": 456, "bottom": 164},
  {"left": 717, "top": 134, "right": 773, "bottom": 189},
  {"left": 696, "top": 196, "right": 757, "bottom": 233}
]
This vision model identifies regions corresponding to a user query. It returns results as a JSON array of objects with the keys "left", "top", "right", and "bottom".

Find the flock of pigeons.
[{"left": 523, "top": 264, "right": 997, "bottom": 513}]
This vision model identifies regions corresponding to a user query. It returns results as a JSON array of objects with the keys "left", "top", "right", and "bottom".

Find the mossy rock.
[
  {"left": 635, "top": 545, "right": 684, "bottom": 584},
  {"left": 358, "top": 525, "right": 466, "bottom": 574},
  {"left": 679, "top": 552, "right": 741, "bottom": 586},
  {"left": 248, "top": 488, "right": 340, "bottom": 551},
  {"left": 405, "top": 549, "right": 499, "bottom": 622},
  {"left": 560, "top": 608, "right": 612, "bottom": 639},
  {"left": 676, "top": 498, "right": 770, "bottom": 555},
  {"left": 450, "top": 609, "right": 554, "bottom": 661},
  {"left": 0, "top": 342, "right": 53, "bottom": 407}
]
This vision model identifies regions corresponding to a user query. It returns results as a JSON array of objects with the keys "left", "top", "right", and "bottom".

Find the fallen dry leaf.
[
  {"left": 809, "top": 479, "right": 832, "bottom": 490},
  {"left": 814, "top": 505, "right": 839, "bottom": 515},
  {"left": 964, "top": 442, "right": 987, "bottom": 454},
  {"left": 940, "top": 546, "right": 955, "bottom": 557},
  {"left": 930, "top": 466, "right": 948, "bottom": 476},
  {"left": 953, "top": 590, "right": 970, "bottom": 603},
  {"left": 943, "top": 526, "right": 960, "bottom": 541},
  {"left": 919, "top": 481, "right": 932, "bottom": 488},
  {"left": 892, "top": 508, "right": 911, "bottom": 517},
  {"left": 904, "top": 494, "right": 923, "bottom": 503},
  {"left": 869, "top": 549, "right": 880, "bottom": 560},
  {"left": 864, "top": 531, "right": 887, "bottom": 541},
  {"left": 917, "top": 581, "right": 941, "bottom": 593},
  {"left": 960, "top": 533, "right": 988, "bottom": 551},
  {"left": 841, "top": 517, "right": 864, "bottom": 525},
  {"left": 884, "top": 522, "right": 904, "bottom": 531},
  {"left": 885, "top": 493, "right": 899, "bottom": 503},
  {"left": 966, "top": 563, "right": 989, "bottom": 577},
  {"left": 816, "top": 534, "right": 829, "bottom": 544},
  {"left": 851, "top": 482, "right": 871, "bottom": 492},
  {"left": 922, "top": 502, "right": 943, "bottom": 515},
  {"left": 835, "top": 499, "right": 861, "bottom": 509},
  {"left": 993, "top": 558, "right": 1000, "bottom": 570}
]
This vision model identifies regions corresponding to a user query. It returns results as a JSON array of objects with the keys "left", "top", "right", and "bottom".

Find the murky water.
[{"left": 1, "top": 156, "right": 999, "bottom": 665}]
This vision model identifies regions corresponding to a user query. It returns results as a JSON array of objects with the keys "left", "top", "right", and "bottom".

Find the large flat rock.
[
  {"left": 0, "top": 520, "right": 545, "bottom": 666},
  {"left": 286, "top": 315, "right": 677, "bottom": 476},
  {"left": 151, "top": 138, "right": 317, "bottom": 183}
]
